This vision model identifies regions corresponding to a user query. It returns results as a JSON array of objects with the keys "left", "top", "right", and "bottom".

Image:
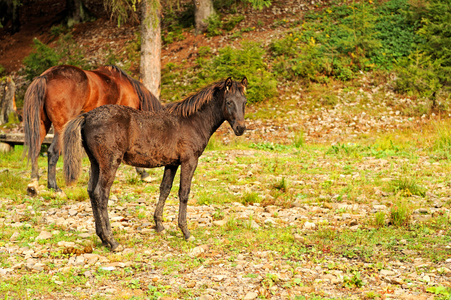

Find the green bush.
[
  {"left": 412, "top": 0, "right": 451, "bottom": 86},
  {"left": 394, "top": 51, "right": 442, "bottom": 99},
  {"left": 23, "top": 35, "right": 90, "bottom": 80},
  {"left": 206, "top": 14, "right": 223, "bottom": 37},
  {"left": 198, "top": 41, "right": 277, "bottom": 103},
  {"left": 23, "top": 39, "right": 62, "bottom": 80}
]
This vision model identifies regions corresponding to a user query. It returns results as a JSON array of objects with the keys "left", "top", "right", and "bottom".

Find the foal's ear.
[
  {"left": 225, "top": 77, "right": 233, "bottom": 92},
  {"left": 241, "top": 76, "right": 248, "bottom": 88}
]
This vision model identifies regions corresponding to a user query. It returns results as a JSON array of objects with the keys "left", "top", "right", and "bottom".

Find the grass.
[{"left": 2, "top": 98, "right": 451, "bottom": 299}]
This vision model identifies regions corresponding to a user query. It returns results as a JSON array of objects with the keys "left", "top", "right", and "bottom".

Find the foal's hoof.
[
  {"left": 27, "top": 180, "right": 40, "bottom": 197},
  {"left": 111, "top": 244, "right": 124, "bottom": 252},
  {"left": 103, "top": 240, "right": 122, "bottom": 252},
  {"left": 153, "top": 225, "right": 165, "bottom": 233},
  {"left": 186, "top": 235, "right": 195, "bottom": 242}
]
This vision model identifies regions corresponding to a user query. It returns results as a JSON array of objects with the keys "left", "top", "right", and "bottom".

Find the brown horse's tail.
[
  {"left": 23, "top": 76, "right": 47, "bottom": 164},
  {"left": 62, "top": 115, "right": 85, "bottom": 186}
]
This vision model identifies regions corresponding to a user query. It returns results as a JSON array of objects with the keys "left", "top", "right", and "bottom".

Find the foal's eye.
[{"left": 226, "top": 101, "right": 233, "bottom": 107}]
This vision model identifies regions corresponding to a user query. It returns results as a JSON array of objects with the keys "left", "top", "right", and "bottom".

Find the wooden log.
[{"left": 0, "top": 133, "right": 54, "bottom": 147}]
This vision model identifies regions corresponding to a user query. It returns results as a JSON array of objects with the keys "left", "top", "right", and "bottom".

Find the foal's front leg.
[
  {"left": 178, "top": 159, "right": 198, "bottom": 240},
  {"left": 92, "top": 163, "right": 121, "bottom": 251},
  {"left": 154, "top": 165, "right": 178, "bottom": 232}
]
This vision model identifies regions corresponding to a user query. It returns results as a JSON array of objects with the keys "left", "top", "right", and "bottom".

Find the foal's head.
[{"left": 222, "top": 77, "right": 248, "bottom": 136}]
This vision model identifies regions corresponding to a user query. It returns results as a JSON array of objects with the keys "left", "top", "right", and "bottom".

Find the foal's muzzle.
[{"left": 233, "top": 121, "right": 246, "bottom": 136}]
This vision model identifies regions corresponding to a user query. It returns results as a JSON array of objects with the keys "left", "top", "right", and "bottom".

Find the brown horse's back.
[
  {"left": 43, "top": 65, "right": 141, "bottom": 133},
  {"left": 43, "top": 66, "right": 91, "bottom": 132}
]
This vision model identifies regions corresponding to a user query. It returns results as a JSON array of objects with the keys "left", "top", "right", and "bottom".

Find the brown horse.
[
  {"left": 23, "top": 65, "right": 162, "bottom": 192},
  {"left": 62, "top": 77, "right": 248, "bottom": 250}
]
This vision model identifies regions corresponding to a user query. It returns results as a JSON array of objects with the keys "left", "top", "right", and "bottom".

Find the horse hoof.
[
  {"left": 186, "top": 235, "right": 195, "bottom": 242},
  {"left": 27, "top": 180, "right": 40, "bottom": 197},
  {"left": 153, "top": 225, "right": 165, "bottom": 233},
  {"left": 111, "top": 244, "right": 124, "bottom": 252},
  {"left": 155, "top": 228, "right": 166, "bottom": 235}
]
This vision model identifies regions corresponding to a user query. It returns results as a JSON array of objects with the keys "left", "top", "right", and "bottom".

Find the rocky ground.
[{"left": 1, "top": 162, "right": 450, "bottom": 299}]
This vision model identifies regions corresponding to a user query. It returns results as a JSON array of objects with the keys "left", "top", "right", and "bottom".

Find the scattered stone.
[
  {"left": 213, "top": 219, "right": 227, "bottom": 226},
  {"left": 186, "top": 280, "right": 196, "bottom": 288},
  {"left": 35, "top": 231, "right": 52, "bottom": 240},
  {"left": 244, "top": 291, "right": 258, "bottom": 300},
  {"left": 303, "top": 221, "right": 316, "bottom": 230},
  {"left": 189, "top": 245, "right": 208, "bottom": 257},
  {"left": 380, "top": 270, "right": 396, "bottom": 276},
  {"left": 9, "top": 231, "right": 19, "bottom": 241}
]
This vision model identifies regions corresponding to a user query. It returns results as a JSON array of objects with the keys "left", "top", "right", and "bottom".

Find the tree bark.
[
  {"left": 0, "top": 77, "right": 16, "bottom": 126},
  {"left": 0, "top": 0, "right": 21, "bottom": 33},
  {"left": 140, "top": 0, "right": 161, "bottom": 99},
  {"left": 66, "top": 0, "right": 89, "bottom": 27},
  {"left": 193, "top": 0, "right": 215, "bottom": 35}
]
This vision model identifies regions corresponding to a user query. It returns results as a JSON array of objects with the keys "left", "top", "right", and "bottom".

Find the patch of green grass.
[
  {"left": 389, "top": 177, "right": 426, "bottom": 197},
  {"left": 241, "top": 191, "right": 260, "bottom": 205},
  {"left": 389, "top": 200, "right": 412, "bottom": 227}
]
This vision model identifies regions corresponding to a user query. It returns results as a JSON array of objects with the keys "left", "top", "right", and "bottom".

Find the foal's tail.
[
  {"left": 62, "top": 115, "right": 86, "bottom": 185},
  {"left": 23, "top": 76, "right": 47, "bottom": 164}
]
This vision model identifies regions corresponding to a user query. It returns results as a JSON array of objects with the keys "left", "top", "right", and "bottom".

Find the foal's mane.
[
  {"left": 165, "top": 80, "right": 245, "bottom": 118},
  {"left": 105, "top": 65, "right": 162, "bottom": 112}
]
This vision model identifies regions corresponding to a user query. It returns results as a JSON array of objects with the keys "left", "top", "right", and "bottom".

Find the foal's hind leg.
[
  {"left": 47, "top": 132, "right": 62, "bottom": 192},
  {"left": 154, "top": 166, "right": 178, "bottom": 233},
  {"left": 89, "top": 159, "right": 121, "bottom": 251}
]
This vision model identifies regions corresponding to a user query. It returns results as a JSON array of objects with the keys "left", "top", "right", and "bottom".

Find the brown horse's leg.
[
  {"left": 47, "top": 132, "right": 61, "bottom": 192},
  {"left": 154, "top": 165, "right": 178, "bottom": 232},
  {"left": 91, "top": 161, "right": 120, "bottom": 251},
  {"left": 30, "top": 119, "right": 51, "bottom": 181},
  {"left": 27, "top": 119, "right": 51, "bottom": 196},
  {"left": 177, "top": 159, "right": 198, "bottom": 240}
]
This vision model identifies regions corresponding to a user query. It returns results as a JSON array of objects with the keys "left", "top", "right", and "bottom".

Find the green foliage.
[
  {"left": 389, "top": 201, "right": 412, "bottom": 227},
  {"left": 198, "top": 41, "right": 277, "bottom": 103},
  {"left": 343, "top": 272, "right": 364, "bottom": 288},
  {"left": 162, "top": 4, "right": 192, "bottom": 45},
  {"left": 23, "top": 35, "right": 90, "bottom": 80},
  {"left": 0, "top": 64, "right": 5, "bottom": 76},
  {"left": 206, "top": 14, "right": 223, "bottom": 37},
  {"left": 390, "top": 177, "right": 426, "bottom": 197},
  {"left": 270, "top": 0, "right": 422, "bottom": 82},
  {"left": 222, "top": 15, "right": 244, "bottom": 31},
  {"left": 414, "top": 0, "right": 451, "bottom": 85},
  {"left": 426, "top": 285, "right": 451, "bottom": 297},
  {"left": 244, "top": 0, "right": 272, "bottom": 10},
  {"left": 241, "top": 191, "right": 260, "bottom": 205},
  {"left": 394, "top": 51, "right": 442, "bottom": 99},
  {"left": 23, "top": 39, "right": 62, "bottom": 80},
  {"left": 374, "top": 211, "right": 386, "bottom": 228}
]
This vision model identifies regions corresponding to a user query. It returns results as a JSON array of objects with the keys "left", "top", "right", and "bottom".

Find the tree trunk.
[
  {"left": 193, "top": 0, "right": 215, "bottom": 35},
  {"left": 66, "top": 0, "right": 89, "bottom": 27},
  {"left": 0, "top": 0, "right": 21, "bottom": 33},
  {"left": 0, "top": 77, "right": 16, "bottom": 126},
  {"left": 140, "top": 0, "right": 161, "bottom": 99}
]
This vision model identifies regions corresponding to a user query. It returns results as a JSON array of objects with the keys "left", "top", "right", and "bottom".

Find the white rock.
[
  {"left": 244, "top": 291, "right": 258, "bottom": 300},
  {"left": 380, "top": 269, "right": 396, "bottom": 276},
  {"left": 35, "top": 231, "right": 52, "bottom": 240},
  {"left": 303, "top": 221, "right": 316, "bottom": 230},
  {"left": 213, "top": 219, "right": 227, "bottom": 226}
]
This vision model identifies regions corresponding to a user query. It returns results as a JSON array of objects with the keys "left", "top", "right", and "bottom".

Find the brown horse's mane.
[
  {"left": 165, "top": 80, "right": 245, "bottom": 118},
  {"left": 105, "top": 65, "right": 162, "bottom": 112}
]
